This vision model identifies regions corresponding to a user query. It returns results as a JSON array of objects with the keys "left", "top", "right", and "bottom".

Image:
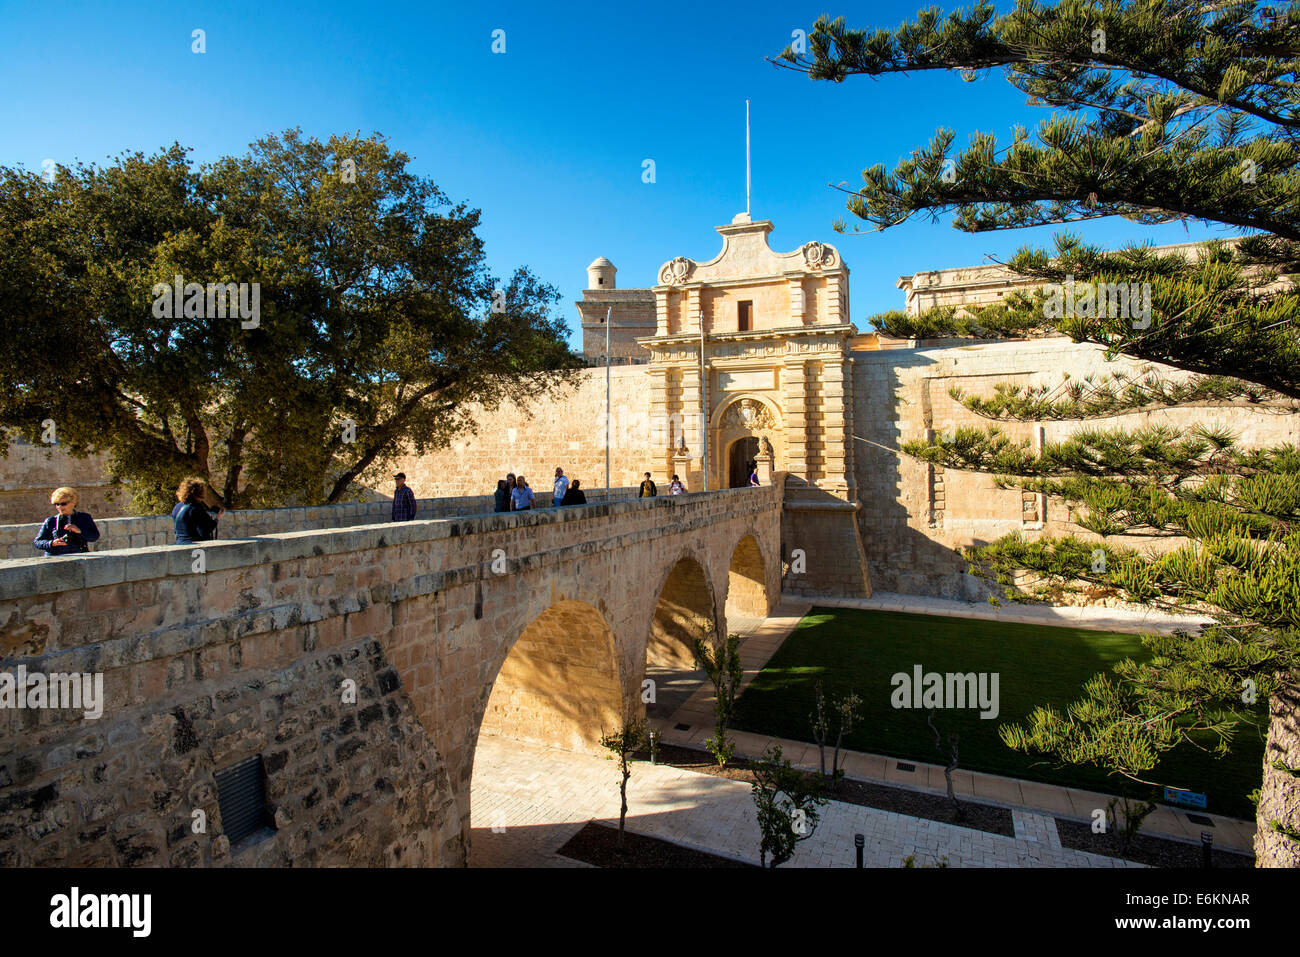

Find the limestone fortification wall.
[
  {"left": 394, "top": 365, "right": 658, "bottom": 498},
  {"left": 0, "top": 488, "right": 638, "bottom": 562},
  {"left": 0, "top": 439, "right": 121, "bottom": 526},
  {"left": 852, "top": 336, "right": 1297, "bottom": 598}
]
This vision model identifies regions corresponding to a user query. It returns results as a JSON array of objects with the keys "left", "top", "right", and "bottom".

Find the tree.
[
  {"left": 0, "top": 129, "right": 582, "bottom": 512},
  {"left": 809, "top": 680, "right": 863, "bottom": 791},
  {"left": 600, "top": 718, "right": 649, "bottom": 853},
  {"left": 776, "top": 0, "right": 1300, "bottom": 866},
  {"left": 927, "top": 708, "right": 964, "bottom": 821},
  {"left": 693, "top": 626, "right": 745, "bottom": 767},
  {"left": 750, "top": 744, "right": 828, "bottom": 868},
  {"left": 1104, "top": 795, "right": 1157, "bottom": 859}
]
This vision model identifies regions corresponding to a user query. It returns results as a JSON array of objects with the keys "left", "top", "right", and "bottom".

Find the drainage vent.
[{"left": 214, "top": 754, "right": 271, "bottom": 845}]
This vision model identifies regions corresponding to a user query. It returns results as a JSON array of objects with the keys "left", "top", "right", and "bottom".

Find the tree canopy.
[
  {"left": 0, "top": 129, "right": 581, "bottom": 511},
  {"left": 778, "top": 0, "right": 1300, "bottom": 865}
]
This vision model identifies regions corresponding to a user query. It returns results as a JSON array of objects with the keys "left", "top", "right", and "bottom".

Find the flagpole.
[{"left": 746, "top": 99, "right": 751, "bottom": 217}]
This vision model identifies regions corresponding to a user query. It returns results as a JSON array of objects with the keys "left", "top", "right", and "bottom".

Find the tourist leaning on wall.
[
  {"left": 32, "top": 486, "right": 101, "bottom": 557},
  {"left": 172, "top": 477, "right": 224, "bottom": 545}
]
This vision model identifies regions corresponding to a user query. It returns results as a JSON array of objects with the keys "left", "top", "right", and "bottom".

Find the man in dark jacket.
[
  {"left": 392, "top": 473, "right": 417, "bottom": 522},
  {"left": 33, "top": 487, "right": 101, "bottom": 556},
  {"left": 639, "top": 472, "right": 657, "bottom": 497}
]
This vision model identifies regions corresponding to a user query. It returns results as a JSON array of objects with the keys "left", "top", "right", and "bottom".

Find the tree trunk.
[
  {"left": 618, "top": 762, "right": 629, "bottom": 851},
  {"left": 1254, "top": 671, "right": 1300, "bottom": 868}
]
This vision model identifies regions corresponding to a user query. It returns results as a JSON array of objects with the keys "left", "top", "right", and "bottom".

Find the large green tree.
[
  {"left": 777, "top": 0, "right": 1300, "bottom": 865},
  {"left": 0, "top": 129, "right": 581, "bottom": 511}
]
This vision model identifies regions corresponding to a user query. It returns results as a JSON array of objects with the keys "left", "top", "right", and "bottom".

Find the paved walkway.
[
  {"left": 828, "top": 590, "right": 1215, "bottom": 635},
  {"left": 647, "top": 594, "right": 1255, "bottom": 854},
  {"left": 469, "top": 735, "right": 1139, "bottom": 868}
]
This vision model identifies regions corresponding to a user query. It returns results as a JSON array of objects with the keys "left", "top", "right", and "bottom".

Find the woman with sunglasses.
[{"left": 33, "top": 487, "right": 102, "bottom": 556}]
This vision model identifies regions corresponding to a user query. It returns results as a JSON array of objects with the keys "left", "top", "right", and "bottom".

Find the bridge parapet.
[
  {"left": 0, "top": 487, "right": 641, "bottom": 561},
  {"left": 0, "top": 484, "right": 782, "bottom": 867}
]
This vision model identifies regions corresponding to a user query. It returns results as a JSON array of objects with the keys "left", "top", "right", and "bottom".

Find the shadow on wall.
[
  {"left": 727, "top": 534, "right": 768, "bottom": 619},
  {"left": 478, "top": 599, "right": 625, "bottom": 755},
  {"left": 852, "top": 347, "right": 998, "bottom": 602},
  {"left": 647, "top": 556, "right": 717, "bottom": 672}
]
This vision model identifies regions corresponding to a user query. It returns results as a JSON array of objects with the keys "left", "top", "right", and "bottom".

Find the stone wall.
[
  {"left": 0, "top": 487, "right": 783, "bottom": 867},
  {"left": 0, "top": 438, "right": 121, "bottom": 526},
  {"left": 1, "top": 488, "right": 638, "bottom": 561},
  {"left": 394, "top": 366, "right": 656, "bottom": 499},
  {"left": 851, "top": 336, "right": 1298, "bottom": 598}
]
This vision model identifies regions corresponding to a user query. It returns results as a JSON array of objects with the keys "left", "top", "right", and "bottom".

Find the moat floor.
[{"left": 467, "top": 735, "right": 1141, "bottom": 868}]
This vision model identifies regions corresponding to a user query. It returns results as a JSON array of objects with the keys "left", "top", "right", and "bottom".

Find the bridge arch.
[
  {"left": 645, "top": 550, "right": 718, "bottom": 671},
  {"left": 478, "top": 598, "right": 624, "bottom": 753},
  {"left": 725, "top": 531, "right": 771, "bottom": 621}
]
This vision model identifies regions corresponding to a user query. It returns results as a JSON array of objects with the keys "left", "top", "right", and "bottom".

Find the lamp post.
[{"left": 605, "top": 306, "right": 611, "bottom": 494}]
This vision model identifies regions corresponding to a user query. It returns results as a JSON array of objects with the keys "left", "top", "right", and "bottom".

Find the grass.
[{"left": 732, "top": 607, "right": 1267, "bottom": 820}]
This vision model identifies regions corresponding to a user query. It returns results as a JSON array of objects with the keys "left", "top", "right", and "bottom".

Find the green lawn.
[{"left": 732, "top": 607, "right": 1266, "bottom": 820}]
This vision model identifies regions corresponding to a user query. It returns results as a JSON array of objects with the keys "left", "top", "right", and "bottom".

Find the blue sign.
[{"left": 1163, "top": 786, "right": 1207, "bottom": 809}]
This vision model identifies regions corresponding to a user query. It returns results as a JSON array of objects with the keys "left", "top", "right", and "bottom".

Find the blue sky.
[{"left": 2, "top": 0, "right": 1225, "bottom": 346}]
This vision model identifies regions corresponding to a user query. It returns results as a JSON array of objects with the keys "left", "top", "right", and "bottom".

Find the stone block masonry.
[
  {"left": 0, "top": 488, "right": 639, "bottom": 561},
  {"left": 0, "top": 486, "right": 783, "bottom": 866}
]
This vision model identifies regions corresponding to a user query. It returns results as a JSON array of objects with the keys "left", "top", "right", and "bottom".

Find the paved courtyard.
[
  {"left": 469, "top": 735, "right": 1141, "bottom": 867},
  {"left": 470, "top": 593, "right": 1251, "bottom": 867}
]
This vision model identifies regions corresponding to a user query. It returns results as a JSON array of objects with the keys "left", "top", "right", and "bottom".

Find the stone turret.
[{"left": 587, "top": 257, "right": 617, "bottom": 289}]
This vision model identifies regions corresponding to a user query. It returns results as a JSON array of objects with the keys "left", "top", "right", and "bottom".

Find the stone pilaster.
[
  {"left": 687, "top": 286, "right": 703, "bottom": 334},
  {"left": 782, "top": 358, "right": 809, "bottom": 484},
  {"left": 786, "top": 274, "right": 806, "bottom": 326},
  {"left": 654, "top": 288, "right": 669, "bottom": 336},
  {"left": 818, "top": 355, "right": 855, "bottom": 497}
]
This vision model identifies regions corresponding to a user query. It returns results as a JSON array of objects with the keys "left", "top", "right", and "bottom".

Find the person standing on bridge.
[
  {"left": 172, "top": 478, "right": 224, "bottom": 545},
  {"left": 392, "top": 473, "right": 417, "bottom": 522},
  {"left": 561, "top": 478, "right": 586, "bottom": 506},
  {"left": 552, "top": 467, "right": 569, "bottom": 508},
  {"left": 669, "top": 474, "right": 686, "bottom": 495},
  {"left": 494, "top": 479, "right": 510, "bottom": 513},
  {"left": 639, "top": 472, "right": 657, "bottom": 497},
  {"left": 511, "top": 475, "right": 534, "bottom": 511},
  {"left": 33, "top": 487, "right": 101, "bottom": 556}
]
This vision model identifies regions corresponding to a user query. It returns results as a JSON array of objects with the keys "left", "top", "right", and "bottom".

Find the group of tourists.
[
  {"left": 638, "top": 473, "right": 688, "bottom": 496},
  {"left": 33, "top": 461, "right": 750, "bottom": 558},
  {"left": 33, "top": 477, "right": 225, "bottom": 557},
  {"left": 492, "top": 468, "right": 587, "bottom": 512}
]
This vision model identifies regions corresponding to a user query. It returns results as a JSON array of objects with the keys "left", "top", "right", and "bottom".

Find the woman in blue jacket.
[
  {"left": 172, "top": 477, "right": 225, "bottom": 545},
  {"left": 33, "top": 487, "right": 101, "bottom": 556}
]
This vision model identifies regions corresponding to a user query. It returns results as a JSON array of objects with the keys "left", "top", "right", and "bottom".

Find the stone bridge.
[{"left": 0, "top": 485, "right": 783, "bottom": 867}]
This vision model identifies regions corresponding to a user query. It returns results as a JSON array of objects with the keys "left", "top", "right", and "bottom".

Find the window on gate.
[{"left": 738, "top": 300, "right": 753, "bottom": 332}]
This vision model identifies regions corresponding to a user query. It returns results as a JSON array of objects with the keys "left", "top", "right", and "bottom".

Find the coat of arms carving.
[
  {"left": 802, "top": 242, "right": 836, "bottom": 270},
  {"left": 659, "top": 257, "right": 696, "bottom": 285}
]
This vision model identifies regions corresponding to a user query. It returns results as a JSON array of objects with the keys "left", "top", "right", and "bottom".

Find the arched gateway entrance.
[{"left": 728, "top": 436, "right": 758, "bottom": 487}]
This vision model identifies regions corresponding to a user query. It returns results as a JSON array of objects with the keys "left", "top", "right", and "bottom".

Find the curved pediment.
[{"left": 656, "top": 215, "right": 847, "bottom": 286}]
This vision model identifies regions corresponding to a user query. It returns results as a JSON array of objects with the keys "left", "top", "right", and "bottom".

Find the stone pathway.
[
  {"left": 469, "top": 735, "right": 1140, "bottom": 867},
  {"left": 648, "top": 595, "right": 1255, "bottom": 854},
  {"left": 828, "top": 590, "right": 1214, "bottom": 636}
]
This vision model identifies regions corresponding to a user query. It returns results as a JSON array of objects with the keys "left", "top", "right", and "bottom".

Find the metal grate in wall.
[{"left": 214, "top": 754, "right": 271, "bottom": 845}]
